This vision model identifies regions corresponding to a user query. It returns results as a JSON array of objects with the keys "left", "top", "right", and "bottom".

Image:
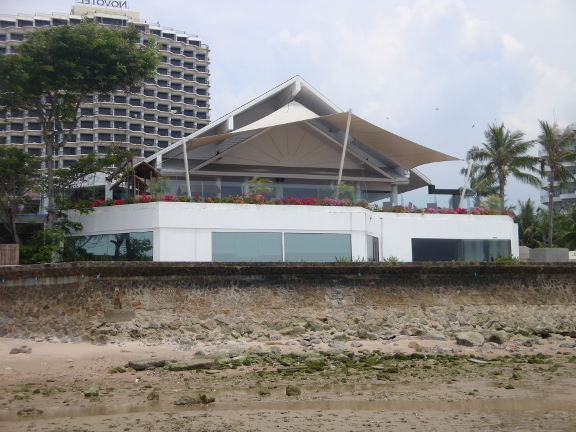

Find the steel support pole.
[
  {"left": 337, "top": 108, "right": 353, "bottom": 185},
  {"left": 182, "top": 140, "right": 191, "bottom": 198}
]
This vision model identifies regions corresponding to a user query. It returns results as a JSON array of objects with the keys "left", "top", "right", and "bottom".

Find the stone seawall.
[{"left": 1, "top": 262, "right": 575, "bottom": 345}]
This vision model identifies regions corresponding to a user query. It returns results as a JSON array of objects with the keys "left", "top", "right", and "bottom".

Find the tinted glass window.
[
  {"left": 67, "top": 231, "right": 153, "bottom": 261},
  {"left": 212, "top": 232, "right": 282, "bottom": 262},
  {"left": 284, "top": 233, "right": 351, "bottom": 262},
  {"left": 411, "top": 238, "right": 512, "bottom": 262}
]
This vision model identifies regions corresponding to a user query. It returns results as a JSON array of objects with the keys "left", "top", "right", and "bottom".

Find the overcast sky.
[{"left": 6, "top": 0, "right": 576, "bottom": 207}]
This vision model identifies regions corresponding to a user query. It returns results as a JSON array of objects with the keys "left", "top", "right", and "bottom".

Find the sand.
[{"left": 0, "top": 336, "right": 575, "bottom": 431}]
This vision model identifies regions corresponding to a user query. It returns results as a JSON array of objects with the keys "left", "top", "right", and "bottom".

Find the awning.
[{"left": 165, "top": 102, "right": 459, "bottom": 171}]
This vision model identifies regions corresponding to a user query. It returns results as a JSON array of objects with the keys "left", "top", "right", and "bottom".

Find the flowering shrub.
[{"left": 68, "top": 193, "right": 512, "bottom": 217}]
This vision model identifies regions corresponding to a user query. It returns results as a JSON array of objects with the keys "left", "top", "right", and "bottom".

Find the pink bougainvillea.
[{"left": 71, "top": 194, "right": 512, "bottom": 217}]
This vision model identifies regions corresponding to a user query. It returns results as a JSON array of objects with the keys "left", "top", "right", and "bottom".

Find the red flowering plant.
[{"left": 70, "top": 192, "right": 513, "bottom": 217}]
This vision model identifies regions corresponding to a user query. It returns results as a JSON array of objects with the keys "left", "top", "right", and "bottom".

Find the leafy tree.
[
  {"left": 150, "top": 176, "right": 173, "bottom": 196},
  {"left": 537, "top": 120, "right": 576, "bottom": 247},
  {"left": 333, "top": 182, "right": 356, "bottom": 201},
  {"left": 0, "top": 147, "right": 40, "bottom": 244},
  {"left": 466, "top": 123, "right": 540, "bottom": 204},
  {"left": 0, "top": 19, "right": 160, "bottom": 229},
  {"left": 245, "top": 176, "right": 274, "bottom": 197}
]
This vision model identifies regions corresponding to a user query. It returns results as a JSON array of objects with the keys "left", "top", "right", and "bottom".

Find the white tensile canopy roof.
[{"left": 162, "top": 101, "right": 458, "bottom": 171}]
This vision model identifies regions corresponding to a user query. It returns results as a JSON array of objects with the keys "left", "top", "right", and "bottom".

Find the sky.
[{"left": 4, "top": 0, "right": 576, "bottom": 207}]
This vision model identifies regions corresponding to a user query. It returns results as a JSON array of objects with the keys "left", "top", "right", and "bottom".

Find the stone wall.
[{"left": 1, "top": 262, "right": 575, "bottom": 345}]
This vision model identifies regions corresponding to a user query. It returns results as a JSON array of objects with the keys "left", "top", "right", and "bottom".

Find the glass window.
[
  {"left": 367, "top": 235, "right": 379, "bottom": 262},
  {"left": 285, "top": 233, "right": 351, "bottom": 262},
  {"left": 212, "top": 232, "right": 282, "bottom": 262},
  {"left": 67, "top": 231, "right": 153, "bottom": 261},
  {"left": 411, "top": 238, "right": 512, "bottom": 262}
]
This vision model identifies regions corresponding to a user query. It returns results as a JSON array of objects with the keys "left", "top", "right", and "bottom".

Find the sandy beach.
[{"left": 1, "top": 336, "right": 575, "bottom": 431}]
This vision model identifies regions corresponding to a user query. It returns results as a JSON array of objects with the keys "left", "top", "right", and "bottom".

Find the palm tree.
[
  {"left": 514, "top": 199, "right": 539, "bottom": 248},
  {"left": 537, "top": 120, "right": 576, "bottom": 246},
  {"left": 466, "top": 123, "right": 541, "bottom": 207}
]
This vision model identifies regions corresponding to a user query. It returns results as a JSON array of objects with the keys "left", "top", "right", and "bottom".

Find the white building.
[
  {"left": 0, "top": 4, "right": 210, "bottom": 202},
  {"left": 67, "top": 77, "right": 519, "bottom": 262}
]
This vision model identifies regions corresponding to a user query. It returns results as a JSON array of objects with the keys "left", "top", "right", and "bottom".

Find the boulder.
[
  {"left": 454, "top": 331, "right": 485, "bottom": 347},
  {"left": 83, "top": 387, "right": 99, "bottom": 397},
  {"left": 174, "top": 393, "right": 215, "bottom": 405},
  {"left": 286, "top": 385, "right": 301, "bottom": 396},
  {"left": 486, "top": 331, "right": 510, "bottom": 345},
  {"left": 329, "top": 341, "right": 347, "bottom": 349},
  {"left": 147, "top": 391, "right": 159, "bottom": 401},
  {"left": 129, "top": 358, "right": 177, "bottom": 371},
  {"left": 10, "top": 346, "right": 31, "bottom": 354}
]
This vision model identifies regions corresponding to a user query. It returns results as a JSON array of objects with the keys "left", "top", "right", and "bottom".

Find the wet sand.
[{"left": 1, "top": 336, "right": 575, "bottom": 431}]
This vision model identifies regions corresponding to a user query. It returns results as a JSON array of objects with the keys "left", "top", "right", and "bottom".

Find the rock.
[
  {"left": 351, "top": 341, "right": 363, "bottom": 347},
  {"left": 10, "top": 346, "right": 31, "bottom": 354},
  {"left": 148, "top": 322, "right": 159, "bottom": 330},
  {"left": 408, "top": 341, "right": 420, "bottom": 349},
  {"left": 548, "top": 333, "right": 566, "bottom": 342},
  {"left": 357, "top": 329, "right": 368, "bottom": 339},
  {"left": 290, "top": 351, "right": 319, "bottom": 359},
  {"left": 258, "top": 388, "right": 271, "bottom": 396},
  {"left": 201, "top": 320, "right": 217, "bottom": 330},
  {"left": 428, "top": 331, "right": 447, "bottom": 341},
  {"left": 17, "top": 408, "right": 43, "bottom": 416},
  {"left": 376, "top": 373, "right": 395, "bottom": 381},
  {"left": 169, "top": 320, "right": 181, "bottom": 330},
  {"left": 168, "top": 359, "right": 215, "bottom": 371},
  {"left": 128, "top": 358, "right": 177, "bottom": 370},
  {"left": 329, "top": 341, "right": 347, "bottom": 349},
  {"left": 486, "top": 331, "right": 510, "bottom": 345},
  {"left": 147, "top": 391, "right": 159, "bottom": 401},
  {"left": 198, "top": 394, "right": 215, "bottom": 404},
  {"left": 467, "top": 358, "right": 488, "bottom": 364},
  {"left": 174, "top": 394, "right": 215, "bottom": 405},
  {"left": 95, "top": 335, "right": 109, "bottom": 345},
  {"left": 83, "top": 387, "right": 99, "bottom": 397},
  {"left": 14, "top": 393, "right": 28, "bottom": 400},
  {"left": 286, "top": 385, "right": 301, "bottom": 396},
  {"left": 366, "top": 332, "right": 379, "bottom": 341},
  {"left": 454, "top": 331, "right": 485, "bottom": 347}
]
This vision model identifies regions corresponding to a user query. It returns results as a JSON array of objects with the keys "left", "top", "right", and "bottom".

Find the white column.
[
  {"left": 354, "top": 181, "right": 361, "bottom": 201},
  {"left": 215, "top": 176, "right": 221, "bottom": 198},
  {"left": 105, "top": 182, "right": 114, "bottom": 200},
  {"left": 391, "top": 184, "right": 398, "bottom": 206},
  {"left": 182, "top": 140, "right": 191, "bottom": 198},
  {"left": 274, "top": 184, "right": 282, "bottom": 199}
]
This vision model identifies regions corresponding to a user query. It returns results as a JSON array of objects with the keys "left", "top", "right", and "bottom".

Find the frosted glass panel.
[
  {"left": 285, "top": 233, "right": 351, "bottom": 262},
  {"left": 212, "top": 232, "right": 282, "bottom": 262}
]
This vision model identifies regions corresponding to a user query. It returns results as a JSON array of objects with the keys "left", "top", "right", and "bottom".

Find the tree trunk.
[
  {"left": 46, "top": 141, "right": 55, "bottom": 230},
  {"left": 10, "top": 209, "right": 21, "bottom": 245},
  {"left": 548, "top": 168, "right": 555, "bottom": 247},
  {"left": 498, "top": 171, "right": 505, "bottom": 210}
]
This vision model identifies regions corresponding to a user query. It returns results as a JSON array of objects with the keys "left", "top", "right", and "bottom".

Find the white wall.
[{"left": 69, "top": 202, "right": 519, "bottom": 262}]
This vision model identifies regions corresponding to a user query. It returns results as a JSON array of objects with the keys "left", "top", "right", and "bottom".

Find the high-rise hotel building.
[{"left": 0, "top": 5, "right": 210, "bottom": 171}]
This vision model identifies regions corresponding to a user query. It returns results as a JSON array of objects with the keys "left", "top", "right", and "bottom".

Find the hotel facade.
[{"left": 0, "top": 4, "right": 210, "bottom": 200}]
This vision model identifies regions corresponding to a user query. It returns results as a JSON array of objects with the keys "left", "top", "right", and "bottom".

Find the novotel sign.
[{"left": 76, "top": 0, "right": 129, "bottom": 9}]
